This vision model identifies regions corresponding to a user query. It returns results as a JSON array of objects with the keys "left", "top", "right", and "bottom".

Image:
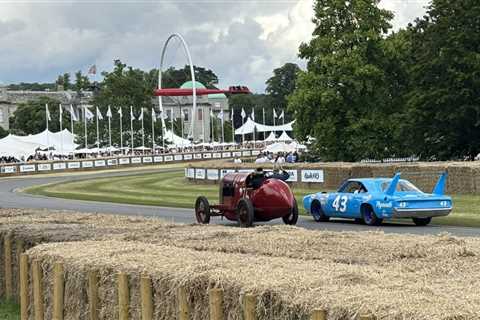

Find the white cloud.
[{"left": 0, "top": 0, "right": 430, "bottom": 92}]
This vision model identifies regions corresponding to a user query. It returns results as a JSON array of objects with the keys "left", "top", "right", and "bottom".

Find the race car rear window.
[{"left": 381, "top": 180, "right": 422, "bottom": 192}]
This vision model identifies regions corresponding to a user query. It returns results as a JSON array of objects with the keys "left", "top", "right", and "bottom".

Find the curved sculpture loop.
[{"left": 158, "top": 33, "right": 197, "bottom": 139}]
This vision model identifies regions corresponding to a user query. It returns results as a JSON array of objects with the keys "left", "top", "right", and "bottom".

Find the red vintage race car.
[{"left": 195, "top": 170, "right": 299, "bottom": 227}]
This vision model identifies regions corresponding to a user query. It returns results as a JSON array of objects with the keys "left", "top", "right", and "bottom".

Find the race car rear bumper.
[{"left": 392, "top": 207, "right": 452, "bottom": 219}]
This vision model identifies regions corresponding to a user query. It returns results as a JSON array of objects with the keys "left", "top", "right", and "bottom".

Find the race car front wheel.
[
  {"left": 412, "top": 217, "right": 432, "bottom": 226},
  {"left": 311, "top": 200, "right": 329, "bottom": 222},
  {"left": 362, "top": 205, "right": 383, "bottom": 226},
  {"left": 237, "top": 198, "right": 254, "bottom": 228},
  {"left": 195, "top": 196, "right": 211, "bottom": 224}
]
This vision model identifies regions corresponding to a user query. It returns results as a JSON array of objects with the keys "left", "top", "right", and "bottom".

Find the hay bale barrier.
[
  {"left": 189, "top": 160, "right": 480, "bottom": 194},
  {"left": 1, "top": 208, "right": 480, "bottom": 319}
]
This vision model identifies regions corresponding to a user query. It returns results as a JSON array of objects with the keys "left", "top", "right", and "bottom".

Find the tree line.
[{"left": 289, "top": 0, "right": 480, "bottom": 161}]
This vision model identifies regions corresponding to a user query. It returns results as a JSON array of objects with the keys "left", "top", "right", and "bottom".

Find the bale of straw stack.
[{"left": 25, "top": 230, "right": 480, "bottom": 320}]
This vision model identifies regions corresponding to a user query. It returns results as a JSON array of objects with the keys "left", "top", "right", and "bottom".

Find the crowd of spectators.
[{"left": 254, "top": 151, "right": 299, "bottom": 164}]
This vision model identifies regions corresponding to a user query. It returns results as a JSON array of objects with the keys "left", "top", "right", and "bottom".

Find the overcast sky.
[{"left": 0, "top": 0, "right": 429, "bottom": 93}]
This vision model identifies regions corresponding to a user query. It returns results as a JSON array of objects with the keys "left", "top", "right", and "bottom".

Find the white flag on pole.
[
  {"left": 279, "top": 110, "right": 285, "bottom": 119},
  {"left": 152, "top": 108, "right": 157, "bottom": 122},
  {"left": 210, "top": 109, "right": 214, "bottom": 118},
  {"left": 217, "top": 110, "right": 224, "bottom": 120},
  {"left": 106, "top": 106, "right": 112, "bottom": 118},
  {"left": 84, "top": 106, "right": 94, "bottom": 120},
  {"left": 130, "top": 106, "right": 135, "bottom": 121},
  {"left": 231, "top": 110, "right": 234, "bottom": 121},
  {"left": 273, "top": 108, "right": 278, "bottom": 119},
  {"left": 96, "top": 107, "right": 104, "bottom": 120},
  {"left": 241, "top": 108, "right": 246, "bottom": 119},
  {"left": 59, "top": 104, "right": 63, "bottom": 117},
  {"left": 45, "top": 104, "right": 51, "bottom": 121},
  {"left": 251, "top": 108, "right": 255, "bottom": 121},
  {"left": 118, "top": 107, "right": 123, "bottom": 118},
  {"left": 70, "top": 105, "right": 78, "bottom": 121},
  {"left": 138, "top": 108, "right": 144, "bottom": 121}
]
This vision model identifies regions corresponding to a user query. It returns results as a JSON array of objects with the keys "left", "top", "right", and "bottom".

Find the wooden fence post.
[
  {"left": 32, "top": 260, "right": 44, "bottom": 320},
  {"left": 140, "top": 275, "right": 153, "bottom": 320},
  {"left": 16, "top": 239, "right": 24, "bottom": 300},
  {"left": 53, "top": 263, "right": 64, "bottom": 320},
  {"left": 178, "top": 286, "right": 189, "bottom": 320},
  {"left": 311, "top": 309, "right": 327, "bottom": 320},
  {"left": 88, "top": 270, "right": 99, "bottom": 320},
  {"left": 4, "top": 234, "right": 12, "bottom": 300},
  {"left": 19, "top": 254, "right": 28, "bottom": 320},
  {"left": 244, "top": 294, "right": 256, "bottom": 320},
  {"left": 209, "top": 288, "right": 223, "bottom": 320},
  {"left": 118, "top": 273, "right": 129, "bottom": 320}
]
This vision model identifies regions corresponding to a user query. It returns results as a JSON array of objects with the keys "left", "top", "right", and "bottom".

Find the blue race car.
[{"left": 303, "top": 173, "right": 452, "bottom": 226}]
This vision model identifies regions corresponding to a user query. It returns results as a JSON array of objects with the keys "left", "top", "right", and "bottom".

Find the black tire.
[
  {"left": 283, "top": 199, "right": 299, "bottom": 225},
  {"left": 237, "top": 198, "right": 255, "bottom": 228},
  {"left": 311, "top": 200, "right": 329, "bottom": 222},
  {"left": 362, "top": 205, "right": 383, "bottom": 226},
  {"left": 195, "top": 196, "right": 210, "bottom": 224},
  {"left": 412, "top": 217, "right": 432, "bottom": 226}
]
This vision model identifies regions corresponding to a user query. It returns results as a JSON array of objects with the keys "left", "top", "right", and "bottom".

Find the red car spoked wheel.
[{"left": 195, "top": 196, "right": 211, "bottom": 224}]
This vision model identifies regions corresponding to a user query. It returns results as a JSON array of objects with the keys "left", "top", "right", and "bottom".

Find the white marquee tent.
[
  {"left": 0, "top": 129, "right": 78, "bottom": 159},
  {"left": 164, "top": 130, "right": 192, "bottom": 148},
  {"left": 278, "top": 131, "right": 293, "bottom": 142},
  {"left": 264, "top": 132, "right": 277, "bottom": 142},
  {"left": 235, "top": 118, "right": 295, "bottom": 135}
]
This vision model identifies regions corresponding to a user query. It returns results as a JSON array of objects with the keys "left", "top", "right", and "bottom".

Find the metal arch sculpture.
[{"left": 158, "top": 33, "right": 197, "bottom": 139}]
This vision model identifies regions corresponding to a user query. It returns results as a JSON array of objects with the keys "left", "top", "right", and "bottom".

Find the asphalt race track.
[{"left": 1, "top": 167, "right": 480, "bottom": 237}]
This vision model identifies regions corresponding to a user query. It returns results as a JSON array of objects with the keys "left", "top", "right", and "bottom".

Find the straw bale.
[{"left": 26, "top": 235, "right": 480, "bottom": 320}]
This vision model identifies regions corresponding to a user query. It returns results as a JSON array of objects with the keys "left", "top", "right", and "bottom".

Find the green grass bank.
[{"left": 24, "top": 170, "right": 480, "bottom": 227}]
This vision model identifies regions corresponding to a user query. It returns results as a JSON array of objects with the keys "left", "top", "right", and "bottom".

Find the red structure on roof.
[{"left": 154, "top": 86, "right": 251, "bottom": 97}]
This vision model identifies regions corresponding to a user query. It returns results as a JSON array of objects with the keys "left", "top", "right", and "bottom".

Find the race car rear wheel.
[
  {"left": 311, "top": 200, "right": 329, "bottom": 222},
  {"left": 195, "top": 196, "right": 211, "bottom": 224},
  {"left": 362, "top": 205, "right": 383, "bottom": 226},
  {"left": 412, "top": 217, "right": 432, "bottom": 226},
  {"left": 283, "top": 199, "right": 299, "bottom": 225},
  {"left": 237, "top": 198, "right": 254, "bottom": 228}
]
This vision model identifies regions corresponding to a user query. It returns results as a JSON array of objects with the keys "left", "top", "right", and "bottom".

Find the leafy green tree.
[
  {"left": 0, "top": 126, "right": 8, "bottom": 138},
  {"left": 266, "top": 63, "right": 301, "bottom": 120},
  {"left": 403, "top": 0, "right": 480, "bottom": 160},
  {"left": 7, "top": 82, "right": 55, "bottom": 91},
  {"left": 11, "top": 96, "right": 68, "bottom": 134},
  {"left": 289, "top": 0, "right": 394, "bottom": 161},
  {"left": 74, "top": 71, "right": 91, "bottom": 92}
]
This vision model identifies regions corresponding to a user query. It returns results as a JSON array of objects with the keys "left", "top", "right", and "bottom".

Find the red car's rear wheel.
[
  {"left": 195, "top": 196, "right": 211, "bottom": 224},
  {"left": 237, "top": 198, "right": 254, "bottom": 228}
]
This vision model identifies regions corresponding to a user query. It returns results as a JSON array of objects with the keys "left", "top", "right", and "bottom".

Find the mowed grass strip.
[
  {"left": 25, "top": 170, "right": 480, "bottom": 227},
  {"left": 0, "top": 300, "right": 20, "bottom": 320}
]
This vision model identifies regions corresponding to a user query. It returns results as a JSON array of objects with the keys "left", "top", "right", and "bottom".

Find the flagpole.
[
  {"left": 152, "top": 108, "right": 155, "bottom": 154},
  {"left": 161, "top": 111, "right": 165, "bottom": 153},
  {"left": 210, "top": 109, "right": 214, "bottom": 143},
  {"left": 262, "top": 107, "right": 266, "bottom": 141},
  {"left": 181, "top": 107, "right": 184, "bottom": 152},
  {"left": 221, "top": 111, "right": 225, "bottom": 148},
  {"left": 96, "top": 107, "right": 100, "bottom": 149},
  {"left": 59, "top": 104, "right": 63, "bottom": 157},
  {"left": 108, "top": 108, "right": 112, "bottom": 156},
  {"left": 231, "top": 110, "right": 235, "bottom": 145},
  {"left": 84, "top": 106, "right": 88, "bottom": 149},
  {"left": 252, "top": 107, "right": 256, "bottom": 149},
  {"left": 170, "top": 107, "right": 174, "bottom": 144},
  {"left": 70, "top": 105, "right": 74, "bottom": 159},
  {"left": 241, "top": 111, "right": 244, "bottom": 147},
  {"left": 130, "top": 106, "right": 134, "bottom": 155},
  {"left": 119, "top": 108, "right": 123, "bottom": 155},
  {"left": 45, "top": 104, "right": 49, "bottom": 153},
  {"left": 201, "top": 108, "right": 205, "bottom": 151},
  {"left": 141, "top": 108, "right": 145, "bottom": 155}
]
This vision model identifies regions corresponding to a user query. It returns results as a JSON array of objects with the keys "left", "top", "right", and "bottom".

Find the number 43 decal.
[{"left": 332, "top": 195, "right": 348, "bottom": 212}]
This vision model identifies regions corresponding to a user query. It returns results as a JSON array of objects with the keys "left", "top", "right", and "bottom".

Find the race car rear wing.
[
  {"left": 385, "top": 173, "right": 401, "bottom": 196},
  {"left": 432, "top": 172, "right": 448, "bottom": 195}
]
